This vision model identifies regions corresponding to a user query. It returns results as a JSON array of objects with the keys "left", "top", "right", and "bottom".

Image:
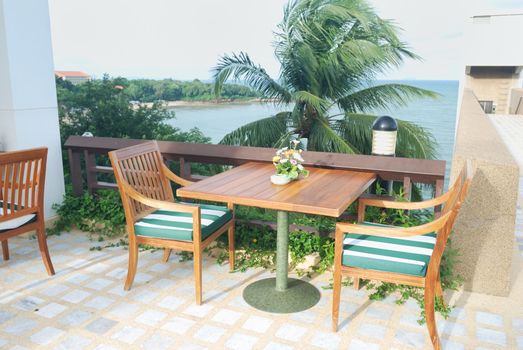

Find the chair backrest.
[
  {"left": 427, "top": 160, "right": 473, "bottom": 278},
  {"left": 0, "top": 147, "right": 47, "bottom": 223},
  {"left": 109, "top": 141, "right": 173, "bottom": 224}
]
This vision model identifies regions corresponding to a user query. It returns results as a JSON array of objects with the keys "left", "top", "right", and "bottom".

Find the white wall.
[
  {"left": 0, "top": 0, "right": 65, "bottom": 219},
  {"left": 464, "top": 13, "right": 523, "bottom": 69}
]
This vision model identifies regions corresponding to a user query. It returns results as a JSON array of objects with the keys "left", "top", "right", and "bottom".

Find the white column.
[{"left": 0, "top": 0, "right": 65, "bottom": 219}]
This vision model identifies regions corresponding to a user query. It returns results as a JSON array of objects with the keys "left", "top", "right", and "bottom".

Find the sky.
[{"left": 48, "top": 0, "right": 522, "bottom": 81}]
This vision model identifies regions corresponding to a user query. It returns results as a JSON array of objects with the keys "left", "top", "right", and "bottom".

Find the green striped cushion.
[
  {"left": 0, "top": 201, "right": 36, "bottom": 232},
  {"left": 342, "top": 222, "right": 436, "bottom": 277},
  {"left": 134, "top": 203, "right": 232, "bottom": 241}
]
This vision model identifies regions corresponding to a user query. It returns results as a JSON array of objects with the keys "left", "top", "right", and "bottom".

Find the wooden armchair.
[
  {"left": 109, "top": 141, "right": 235, "bottom": 304},
  {"left": 332, "top": 161, "right": 472, "bottom": 350},
  {"left": 0, "top": 147, "right": 54, "bottom": 275}
]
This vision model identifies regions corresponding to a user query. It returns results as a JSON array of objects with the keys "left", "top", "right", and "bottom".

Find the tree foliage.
[
  {"left": 56, "top": 76, "right": 211, "bottom": 144},
  {"left": 124, "top": 78, "right": 259, "bottom": 103},
  {"left": 214, "top": 0, "right": 438, "bottom": 158}
]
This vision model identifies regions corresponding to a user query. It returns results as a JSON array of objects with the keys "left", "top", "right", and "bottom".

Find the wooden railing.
[{"left": 64, "top": 135, "right": 446, "bottom": 200}]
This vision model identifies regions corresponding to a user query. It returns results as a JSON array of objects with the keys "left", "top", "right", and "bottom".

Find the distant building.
[
  {"left": 464, "top": 11, "right": 523, "bottom": 114},
  {"left": 55, "top": 71, "right": 91, "bottom": 84},
  {"left": 463, "top": 12, "right": 523, "bottom": 114}
]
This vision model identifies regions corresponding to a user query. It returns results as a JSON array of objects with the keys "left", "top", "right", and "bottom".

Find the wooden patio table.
[{"left": 177, "top": 162, "right": 376, "bottom": 313}]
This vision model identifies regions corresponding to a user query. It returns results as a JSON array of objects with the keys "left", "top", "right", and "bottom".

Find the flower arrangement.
[{"left": 272, "top": 140, "right": 309, "bottom": 180}]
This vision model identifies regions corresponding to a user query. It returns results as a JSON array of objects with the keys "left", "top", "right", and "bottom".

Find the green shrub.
[{"left": 48, "top": 189, "right": 126, "bottom": 237}]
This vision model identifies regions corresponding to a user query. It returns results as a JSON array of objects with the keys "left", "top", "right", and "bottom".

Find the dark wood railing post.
[
  {"left": 179, "top": 157, "right": 192, "bottom": 180},
  {"left": 68, "top": 149, "right": 84, "bottom": 196},
  {"left": 434, "top": 178, "right": 444, "bottom": 217},
  {"left": 403, "top": 176, "right": 411, "bottom": 201},
  {"left": 84, "top": 150, "right": 97, "bottom": 194}
]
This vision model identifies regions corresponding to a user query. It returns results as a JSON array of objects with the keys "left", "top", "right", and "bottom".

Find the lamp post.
[
  {"left": 371, "top": 115, "right": 398, "bottom": 156},
  {"left": 371, "top": 116, "right": 398, "bottom": 194}
]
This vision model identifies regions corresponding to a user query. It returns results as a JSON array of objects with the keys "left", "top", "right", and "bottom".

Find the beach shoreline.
[{"left": 141, "top": 98, "right": 268, "bottom": 108}]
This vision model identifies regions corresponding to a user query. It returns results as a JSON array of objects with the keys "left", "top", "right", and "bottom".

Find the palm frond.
[
  {"left": 219, "top": 112, "right": 292, "bottom": 147},
  {"left": 212, "top": 52, "right": 291, "bottom": 104},
  {"left": 337, "top": 83, "right": 439, "bottom": 113},
  {"left": 396, "top": 119, "right": 437, "bottom": 159},
  {"left": 293, "top": 91, "right": 330, "bottom": 114},
  {"left": 307, "top": 117, "right": 359, "bottom": 153}
]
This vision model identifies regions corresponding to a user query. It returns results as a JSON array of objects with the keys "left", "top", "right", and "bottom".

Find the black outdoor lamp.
[
  {"left": 371, "top": 116, "right": 398, "bottom": 195},
  {"left": 371, "top": 115, "right": 398, "bottom": 156}
]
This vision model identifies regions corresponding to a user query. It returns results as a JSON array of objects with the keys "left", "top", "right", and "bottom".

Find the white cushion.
[{"left": 0, "top": 207, "right": 36, "bottom": 231}]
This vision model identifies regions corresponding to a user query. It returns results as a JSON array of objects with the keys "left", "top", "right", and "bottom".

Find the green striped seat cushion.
[
  {"left": 342, "top": 222, "right": 436, "bottom": 277},
  {"left": 134, "top": 203, "right": 232, "bottom": 241},
  {"left": 0, "top": 201, "right": 36, "bottom": 232}
]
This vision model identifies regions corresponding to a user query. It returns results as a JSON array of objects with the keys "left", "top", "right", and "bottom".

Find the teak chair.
[
  {"left": 109, "top": 141, "right": 235, "bottom": 304},
  {"left": 332, "top": 161, "right": 473, "bottom": 350},
  {"left": 0, "top": 147, "right": 54, "bottom": 275}
]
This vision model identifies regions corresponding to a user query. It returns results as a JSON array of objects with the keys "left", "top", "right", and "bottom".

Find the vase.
[{"left": 270, "top": 174, "right": 291, "bottom": 185}]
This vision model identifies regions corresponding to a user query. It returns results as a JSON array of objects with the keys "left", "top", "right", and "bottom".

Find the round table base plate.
[{"left": 243, "top": 277, "right": 321, "bottom": 313}]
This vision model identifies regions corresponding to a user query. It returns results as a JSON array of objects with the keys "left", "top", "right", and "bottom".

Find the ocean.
[{"left": 167, "top": 80, "right": 459, "bottom": 183}]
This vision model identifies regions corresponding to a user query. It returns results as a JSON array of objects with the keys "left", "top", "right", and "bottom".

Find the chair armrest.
[
  {"left": 121, "top": 180, "right": 199, "bottom": 215},
  {"left": 359, "top": 190, "right": 451, "bottom": 211},
  {"left": 162, "top": 163, "right": 194, "bottom": 187},
  {"left": 337, "top": 210, "right": 452, "bottom": 238}
]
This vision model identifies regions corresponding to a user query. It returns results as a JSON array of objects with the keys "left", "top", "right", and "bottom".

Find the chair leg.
[
  {"left": 228, "top": 222, "right": 235, "bottom": 272},
  {"left": 163, "top": 248, "right": 172, "bottom": 263},
  {"left": 353, "top": 277, "right": 360, "bottom": 290},
  {"left": 36, "top": 224, "right": 55, "bottom": 276},
  {"left": 2, "top": 240, "right": 9, "bottom": 261},
  {"left": 424, "top": 284, "right": 441, "bottom": 350},
  {"left": 194, "top": 248, "right": 202, "bottom": 305},
  {"left": 435, "top": 278, "right": 445, "bottom": 306},
  {"left": 124, "top": 238, "right": 138, "bottom": 291},
  {"left": 331, "top": 263, "right": 342, "bottom": 332}
]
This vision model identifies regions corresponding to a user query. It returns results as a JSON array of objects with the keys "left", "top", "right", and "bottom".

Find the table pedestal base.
[{"left": 243, "top": 277, "right": 320, "bottom": 313}]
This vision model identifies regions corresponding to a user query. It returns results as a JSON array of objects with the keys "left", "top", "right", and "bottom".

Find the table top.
[{"left": 177, "top": 162, "right": 376, "bottom": 217}]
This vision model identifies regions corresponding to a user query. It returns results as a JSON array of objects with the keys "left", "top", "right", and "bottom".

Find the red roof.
[{"left": 55, "top": 71, "right": 90, "bottom": 78}]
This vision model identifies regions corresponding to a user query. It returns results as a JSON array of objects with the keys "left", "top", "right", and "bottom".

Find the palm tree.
[{"left": 213, "top": 0, "right": 437, "bottom": 159}]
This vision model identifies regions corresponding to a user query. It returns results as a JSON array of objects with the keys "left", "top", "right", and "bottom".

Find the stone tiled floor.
[{"left": 1, "top": 229, "right": 523, "bottom": 350}]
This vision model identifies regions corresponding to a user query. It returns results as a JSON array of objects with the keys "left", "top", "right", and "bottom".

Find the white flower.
[
  {"left": 292, "top": 152, "right": 304, "bottom": 162},
  {"left": 282, "top": 147, "right": 288, "bottom": 151},
  {"left": 291, "top": 139, "right": 300, "bottom": 145},
  {"left": 297, "top": 164, "right": 304, "bottom": 171},
  {"left": 280, "top": 158, "right": 288, "bottom": 163}
]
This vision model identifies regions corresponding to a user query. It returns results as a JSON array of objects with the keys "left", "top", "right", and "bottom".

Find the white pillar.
[{"left": 0, "top": 0, "right": 65, "bottom": 219}]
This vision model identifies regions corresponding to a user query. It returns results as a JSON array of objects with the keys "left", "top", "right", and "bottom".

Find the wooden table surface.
[{"left": 177, "top": 162, "right": 376, "bottom": 217}]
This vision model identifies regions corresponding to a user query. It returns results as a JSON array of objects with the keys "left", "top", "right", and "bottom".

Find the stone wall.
[{"left": 450, "top": 88, "right": 519, "bottom": 296}]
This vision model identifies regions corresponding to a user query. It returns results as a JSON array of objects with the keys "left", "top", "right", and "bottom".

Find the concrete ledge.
[{"left": 451, "top": 89, "right": 518, "bottom": 296}]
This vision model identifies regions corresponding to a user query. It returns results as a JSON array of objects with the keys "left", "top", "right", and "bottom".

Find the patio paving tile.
[
  {"left": 193, "top": 324, "right": 227, "bottom": 343},
  {"left": 135, "top": 309, "right": 168, "bottom": 326},
  {"left": 141, "top": 333, "right": 176, "bottom": 350},
  {"left": 476, "top": 327, "right": 507, "bottom": 346},
  {"left": 1, "top": 230, "right": 522, "bottom": 349},
  {"left": 111, "top": 325, "right": 146, "bottom": 344},
  {"left": 161, "top": 316, "right": 196, "bottom": 335},
  {"left": 35, "top": 302, "right": 67, "bottom": 318},
  {"left": 275, "top": 323, "right": 307, "bottom": 342},
  {"left": 476, "top": 311, "right": 504, "bottom": 327},
  {"left": 224, "top": 333, "right": 259, "bottom": 350},
  {"left": 212, "top": 308, "right": 242, "bottom": 325},
  {"left": 85, "top": 317, "right": 118, "bottom": 334},
  {"left": 242, "top": 315, "right": 273, "bottom": 333},
  {"left": 29, "top": 326, "right": 65, "bottom": 345},
  {"left": 55, "top": 335, "right": 92, "bottom": 350},
  {"left": 348, "top": 339, "right": 380, "bottom": 350}
]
